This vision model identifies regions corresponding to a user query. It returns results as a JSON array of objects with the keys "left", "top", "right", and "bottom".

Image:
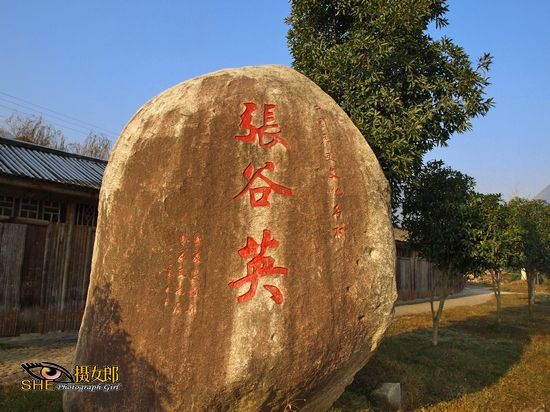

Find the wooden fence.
[
  {"left": 0, "top": 213, "right": 94, "bottom": 336},
  {"left": 396, "top": 252, "right": 466, "bottom": 301}
]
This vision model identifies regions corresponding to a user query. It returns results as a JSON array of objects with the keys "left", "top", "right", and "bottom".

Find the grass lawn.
[
  {"left": 1, "top": 280, "right": 549, "bottom": 411},
  {"left": 0, "top": 384, "right": 63, "bottom": 412},
  {"left": 331, "top": 279, "right": 550, "bottom": 411}
]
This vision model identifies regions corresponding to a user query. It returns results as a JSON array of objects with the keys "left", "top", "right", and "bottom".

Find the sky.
[{"left": 1, "top": 1, "right": 548, "bottom": 200}]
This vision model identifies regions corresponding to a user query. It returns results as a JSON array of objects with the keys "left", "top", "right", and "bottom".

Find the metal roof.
[{"left": 0, "top": 137, "right": 107, "bottom": 190}]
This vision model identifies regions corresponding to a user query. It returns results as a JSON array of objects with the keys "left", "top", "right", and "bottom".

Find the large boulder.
[{"left": 64, "top": 65, "right": 396, "bottom": 411}]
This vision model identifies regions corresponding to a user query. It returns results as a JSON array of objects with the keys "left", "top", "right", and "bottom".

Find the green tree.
[
  {"left": 470, "top": 194, "right": 523, "bottom": 323},
  {"left": 508, "top": 198, "right": 550, "bottom": 316},
  {"left": 402, "top": 160, "right": 477, "bottom": 345},
  {"left": 286, "top": 0, "right": 493, "bottom": 210}
]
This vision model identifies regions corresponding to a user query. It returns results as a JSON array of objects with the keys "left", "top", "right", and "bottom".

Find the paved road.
[
  {"left": 0, "top": 331, "right": 78, "bottom": 385},
  {"left": 0, "top": 285, "right": 496, "bottom": 385},
  {"left": 394, "top": 284, "right": 496, "bottom": 316}
]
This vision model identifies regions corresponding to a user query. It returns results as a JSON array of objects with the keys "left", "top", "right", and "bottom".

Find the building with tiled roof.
[{"left": 0, "top": 137, "right": 106, "bottom": 336}]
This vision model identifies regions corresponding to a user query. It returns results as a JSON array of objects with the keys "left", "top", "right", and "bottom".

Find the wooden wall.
[
  {"left": 0, "top": 210, "right": 95, "bottom": 336},
  {"left": 395, "top": 244, "right": 466, "bottom": 301}
]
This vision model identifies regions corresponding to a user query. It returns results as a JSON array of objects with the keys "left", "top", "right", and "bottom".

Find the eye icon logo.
[
  {"left": 21, "top": 362, "right": 121, "bottom": 392},
  {"left": 21, "top": 362, "right": 74, "bottom": 382}
]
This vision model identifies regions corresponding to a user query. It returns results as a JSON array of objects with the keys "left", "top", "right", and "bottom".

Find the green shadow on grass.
[
  {"left": 0, "top": 384, "right": 63, "bottom": 412},
  {"left": 332, "top": 301, "right": 550, "bottom": 411}
]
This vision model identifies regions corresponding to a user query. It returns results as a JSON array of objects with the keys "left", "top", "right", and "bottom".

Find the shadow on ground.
[{"left": 332, "top": 300, "right": 550, "bottom": 411}]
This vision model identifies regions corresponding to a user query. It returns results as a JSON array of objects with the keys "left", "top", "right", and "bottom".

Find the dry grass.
[{"left": 331, "top": 279, "right": 550, "bottom": 412}]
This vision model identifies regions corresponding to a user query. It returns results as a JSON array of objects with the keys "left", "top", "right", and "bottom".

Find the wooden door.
[
  {"left": 17, "top": 225, "right": 47, "bottom": 333},
  {"left": 0, "top": 222, "right": 26, "bottom": 336}
]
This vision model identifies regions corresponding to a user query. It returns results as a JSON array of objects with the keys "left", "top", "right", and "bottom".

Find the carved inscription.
[
  {"left": 162, "top": 232, "right": 202, "bottom": 317},
  {"left": 228, "top": 230, "right": 289, "bottom": 304},
  {"left": 235, "top": 102, "right": 290, "bottom": 149},
  {"left": 315, "top": 105, "right": 347, "bottom": 240},
  {"left": 234, "top": 162, "right": 294, "bottom": 207},
  {"left": 231, "top": 102, "right": 293, "bottom": 304}
]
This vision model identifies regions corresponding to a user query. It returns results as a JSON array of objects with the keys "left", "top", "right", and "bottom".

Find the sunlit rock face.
[{"left": 64, "top": 65, "right": 396, "bottom": 412}]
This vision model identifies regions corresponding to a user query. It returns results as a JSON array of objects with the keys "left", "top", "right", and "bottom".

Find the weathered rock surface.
[{"left": 64, "top": 65, "right": 396, "bottom": 411}]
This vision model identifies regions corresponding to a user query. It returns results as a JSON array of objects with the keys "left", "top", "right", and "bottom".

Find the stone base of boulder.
[{"left": 371, "top": 382, "right": 402, "bottom": 411}]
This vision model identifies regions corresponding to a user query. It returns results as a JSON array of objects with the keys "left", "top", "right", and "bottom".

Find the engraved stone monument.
[{"left": 64, "top": 65, "right": 397, "bottom": 411}]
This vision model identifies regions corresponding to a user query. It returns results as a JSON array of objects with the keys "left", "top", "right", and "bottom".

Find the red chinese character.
[
  {"left": 173, "top": 302, "right": 182, "bottom": 315},
  {"left": 334, "top": 225, "right": 345, "bottom": 239},
  {"left": 194, "top": 234, "right": 202, "bottom": 245},
  {"left": 331, "top": 186, "right": 345, "bottom": 197},
  {"left": 179, "top": 233, "right": 189, "bottom": 244},
  {"left": 235, "top": 103, "right": 290, "bottom": 149},
  {"left": 177, "top": 250, "right": 185, "bottom": 263},
  {"left": 175, "top": 285, "right": 184, "bottom": 296},
  {"left": 228, "top": 229, "right": 289, "bottom": 304},
  {"left": 189, "top": 286, "right": 199, "bottom": 298},
  {"left": 166, "top": 267, "right": 173, "bottom": 280},
  {"left": 234, "top": 162, "right": 294, "bottom": 207},
  {"left": 329, "top": 167, "right": 340, "bottom": 179},
  {"left": 187, "top": 303, "right": 197, "bottom": 316},
  {"left": 193, "top": 250, "right": 201, "bottom": 264},
  {"left": 190, "top": 268, "right": 201, "bottom": 281},
  {"left": 332, "top": 204, "right": 342, "bottom": 218},
  {"left": 325, "top": 152, "right": 337, "bottom": 162},
  {"left": 314, "top": 105, "right": 323, "bottom": 115}
]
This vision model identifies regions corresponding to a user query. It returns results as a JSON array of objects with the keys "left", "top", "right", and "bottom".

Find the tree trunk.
[
  {"left": 497, "top": 274, "right": 502, "bottom": 323},
  {"left": 527, "top": 269, "right": 536, "bottom": 317},
  {"left": 431, "top": 269, "right": 449, "bottom": 346},
  {"left": 491, "top": 270, "right": 502, "bottom": 323}
]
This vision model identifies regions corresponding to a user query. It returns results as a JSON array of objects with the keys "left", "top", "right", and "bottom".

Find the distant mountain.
[{"left": 535, "top": 184, "right": 550, "bottom": 202}]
